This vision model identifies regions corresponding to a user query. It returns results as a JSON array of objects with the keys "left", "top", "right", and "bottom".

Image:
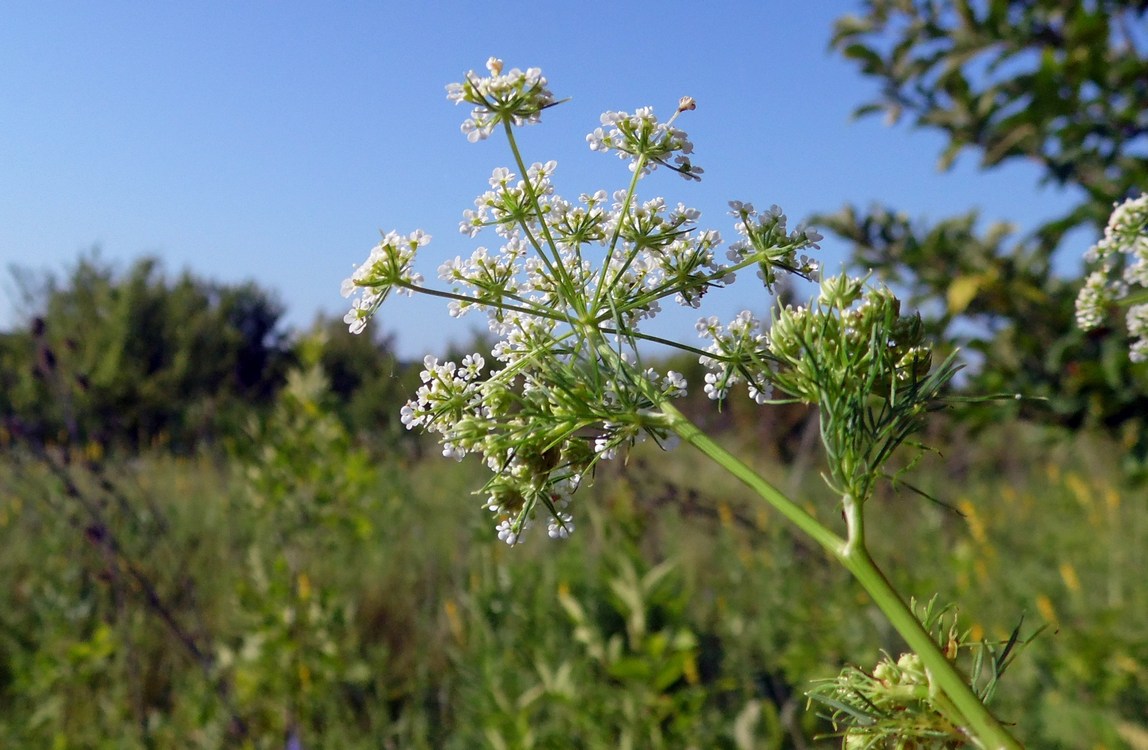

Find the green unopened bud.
[
  {"left": 895, "top": 652, "right": 925, "bottom": 684},
  {"left": 561, "top": 438, "right": 595, "bottom": 471},
  {"left": 767, "top": 305, "right": 809, "bottom": 361},
  {"left": 819, "top": 272, "right": 864, "bottom": 308},
  {"left": 873, "top": 661, "right": 896, "bottom": 684},
  {"left": 487, "top": 480, "right": 526, "bottom": 515},
  {"left": 897, "top": 346, "right": 933, "bottom": 382}
]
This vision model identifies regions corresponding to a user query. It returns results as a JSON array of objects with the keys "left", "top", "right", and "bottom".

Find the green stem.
[
  {"left": 394, "top": 281, "right": 561, "bottom": 323},
  {"left": 658, "top": 402, "right": 1023, "bottom": 750},
  {"left": 838, "top": 540, "right": 1021, "bottom": 749},
  {"left": 657, "top": 402, "right": 844, "bottom": 563},
  {"left": 500, "top": 120, "right": 582, "bottom": 315},
  {"left": 590, "top": 158, "right": 645, "bottom": 315}
]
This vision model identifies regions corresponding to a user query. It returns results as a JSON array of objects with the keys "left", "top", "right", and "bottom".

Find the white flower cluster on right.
[{"left": 1076, "top": 193, "right": 1148, "bottom": 362}]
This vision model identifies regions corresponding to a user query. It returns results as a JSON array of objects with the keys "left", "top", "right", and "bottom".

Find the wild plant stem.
[
  {"left": 658, "top": 403, "right": 844, "bottom": 553},
  {"left": 838, "top": 530, "right": 1022, "bottom": 749},
  {"left": 659, "top": 402, "right": 1023, "bottom": 750}
]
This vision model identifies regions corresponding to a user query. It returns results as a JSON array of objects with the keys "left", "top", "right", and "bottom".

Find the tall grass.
[{"left": 0, "top": 420, "right": 1144, "bottom": 748}]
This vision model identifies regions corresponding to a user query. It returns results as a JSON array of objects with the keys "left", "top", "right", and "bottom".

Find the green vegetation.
[
  {"left": 1, "top": 374, "right": 1145, "bottom": 746},
  {"left": 2, "top": 3, "right": 1146, "bottom": 746},
  {"left": 0, "top": 252, "right": 413, "bottom": 453},
  {"left": 821, "top": 0, "right": 1148, "bottom": 472},
  {"left": 1, "top": 253, "right": 294, "bottom": 449}
]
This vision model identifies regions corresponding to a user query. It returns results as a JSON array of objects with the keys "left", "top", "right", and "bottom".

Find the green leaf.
[
  {"left": 841, "top": 42, "right": 886, "bottom": 74},
  {"left": 946, "top": 274, "right": 983, "bottom": 315}
]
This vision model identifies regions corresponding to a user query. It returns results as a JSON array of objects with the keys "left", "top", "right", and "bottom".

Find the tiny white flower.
[
  {"left": 547, "top": 512, "right": 574, "bottom": 539},
  {"left": 495, "top": 519, "right": 518, "bottom": 546}
]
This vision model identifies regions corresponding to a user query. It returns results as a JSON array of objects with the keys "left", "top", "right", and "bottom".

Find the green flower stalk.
[{"left": 341, "top": 58, "right": 1023, "bottom": 748}]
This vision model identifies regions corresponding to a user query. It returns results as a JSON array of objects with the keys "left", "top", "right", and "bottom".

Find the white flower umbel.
[
  {"left": 342, "top": 61, "right": 826, "bottom": 544},
  {"left": 342, "top": 230, "right": 429, "bottom": 334},
  {"left": 697, "top": 311, "right": 771, "bottom": 402},
  {"left": 588, "top": 103, "right": 702, "bottom": 181},
  {"left": 727, "top": 201, "right": 821, "bottom": 290},
  {"left": 1076, "top": 193, "right": 1148, "bottom": 362},
  {"left": 446, "top": 57, "right": 559, "bottom": 143}
]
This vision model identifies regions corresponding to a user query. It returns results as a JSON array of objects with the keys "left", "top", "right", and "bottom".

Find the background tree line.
[{"left": 0, "top": 252, "right": 413, "bottom": 452}]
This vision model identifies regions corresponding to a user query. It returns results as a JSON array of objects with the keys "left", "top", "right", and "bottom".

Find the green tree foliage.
[
  {"left": 2, "top": 252, "right": 293, "bottom": 448},
  {"left": 304, "top": 316, "right": 421, "bottom": 449},
  {"left": 833, "top": 0, "right": 1147, "bottom": 236},
  {"left": 822, "top": 0, "right": 1148, "bottom": 468}
]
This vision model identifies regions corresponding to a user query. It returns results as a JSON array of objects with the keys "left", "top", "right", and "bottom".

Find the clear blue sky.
[{"left": 1, "top": 2, "right": 1084, "bottom": 358}]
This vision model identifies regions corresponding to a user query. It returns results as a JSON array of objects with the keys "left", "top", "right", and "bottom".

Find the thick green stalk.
[
  {"left": 839, "top": 496, "right": 1022, "bottom": 749},
  {"left": 658, "top": 402, "right": 844, "bottom": 554},
  {"left": 658, "top": 402, "right": 1023, "bottom": 750}
]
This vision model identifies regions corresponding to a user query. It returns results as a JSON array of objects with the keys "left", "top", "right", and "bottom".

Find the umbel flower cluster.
[
  {"left": 1076, "top": 193, "right": 1148, "bottom": 362},
  {"left": 342, "top": 58, "right": 933, "bottom": 544}
]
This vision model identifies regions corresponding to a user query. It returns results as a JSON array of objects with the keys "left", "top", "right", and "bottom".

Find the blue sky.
[{"left": 1, "top": 2, "right": 1084, "bottom": 358}]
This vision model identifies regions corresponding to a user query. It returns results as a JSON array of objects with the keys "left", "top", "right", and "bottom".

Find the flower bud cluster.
[
  {"left": 1076, "top": 193, "right": 1148, "bottom": 362},
  {"left": 761, "top": 273, "right": 941, "bottom": 501},
  {"left": 872, "top": 652, "right": 927, "bottom": 689},
  {"left": 768, "top": 274, "right": 932, "bottom": 405}
]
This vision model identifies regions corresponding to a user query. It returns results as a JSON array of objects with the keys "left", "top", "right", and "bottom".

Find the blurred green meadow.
[
  {"left": 2, "top": 366, "right": 1145, "bottom": 748},
  {"left": 0, "top": 250, "right": 1145, "bottom": 749}
]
